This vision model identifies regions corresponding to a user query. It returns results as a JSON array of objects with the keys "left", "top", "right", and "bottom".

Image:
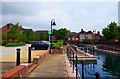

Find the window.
[
  {"left": 80, "top": 34, "right": 85, "bottom": 42},
  {"left": 72, "top": 38, "right": 75, "bottom": 40},
  {"left": 88, "top": 34, "right": 92, "bottom": 39},
  {"left": 68, "top": 38, "right": 70, "bottom": 40}
]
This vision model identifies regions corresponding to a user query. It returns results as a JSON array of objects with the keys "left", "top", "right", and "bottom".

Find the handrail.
[{"left": 67, "top": 44, "right": 77, "bottom": 54}]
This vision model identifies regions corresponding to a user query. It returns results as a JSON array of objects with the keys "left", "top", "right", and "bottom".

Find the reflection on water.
[{"left": 78, "top": 50, "right": 120, "bottom": 79}]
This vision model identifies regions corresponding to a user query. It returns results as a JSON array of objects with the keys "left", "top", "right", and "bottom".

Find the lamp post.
[{"left": 50, "top": 19, "right": 56, "bottom": 54}]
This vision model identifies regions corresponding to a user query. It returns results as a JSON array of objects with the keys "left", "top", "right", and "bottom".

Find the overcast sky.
[{"left": 1, "top": 0, "right": 119, "bottom": 33}]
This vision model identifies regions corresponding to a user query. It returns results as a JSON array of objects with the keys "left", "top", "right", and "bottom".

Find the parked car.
[
  {"left": 31, "top": 41, "right": 50, "bottom": 50},
  {"left": 42, "top": 41, "right": 51, "bottom": 46}
]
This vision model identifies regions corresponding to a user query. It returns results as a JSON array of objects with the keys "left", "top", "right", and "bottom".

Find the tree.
[
  {"left": 2, "top": 33, "right": 7, "bottom": 40},
  {"left": 7, "top": 23, "right": 21, "bottom": 42},
  {"left": 102, "top": 22, "right": 119, "bottom": 42},
  {"left": 28, "top": 30, "right": 37, "bottom": 42},
  {"left": 39, "top": 32, "right": 45, "bottom": 41},
  {"left": 54, "top": 28, "right": 68, "bottom": 40}
]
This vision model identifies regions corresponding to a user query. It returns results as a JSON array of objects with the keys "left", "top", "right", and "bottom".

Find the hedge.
[{"left": 6, "top": 42, "right": 25, "bottom": 47}]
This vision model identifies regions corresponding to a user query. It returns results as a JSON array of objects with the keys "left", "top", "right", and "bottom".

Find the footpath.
[{"left": 29, "top": 54, "right": 67, "bottom": 78}]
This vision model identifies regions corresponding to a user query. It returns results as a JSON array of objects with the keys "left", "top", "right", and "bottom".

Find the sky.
[{"left": 0, "top": 0, "right": 120, "bottom": 34}]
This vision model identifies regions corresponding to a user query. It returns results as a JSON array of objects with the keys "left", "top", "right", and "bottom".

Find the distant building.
[
  {"left": 0, "top": 23, "right": 25, "bottom": 34},
  {"left": 0, "top": 23, "right": 31, "bottom": 42},
  {"left": 65, "top": 29, "right": 100, "bottom": 43},
  {"left": 35, "top": 29, "right": 56, "bottom": 41}
]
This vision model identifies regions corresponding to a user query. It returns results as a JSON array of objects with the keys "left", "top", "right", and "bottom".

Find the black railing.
[
  {"left": 67, "top": 44, "right": 101, "bottom": 79},
  {"left": 96, "top": 44, "right": 120, "bottom": 54},
  {"left": 66, "top": 45, "right": 80, "bottom": 79}
]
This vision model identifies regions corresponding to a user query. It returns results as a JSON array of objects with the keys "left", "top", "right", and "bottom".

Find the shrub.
[
  {"left": 0, "top": 42, "right": 8, "bottom": 46},
  {"left": 51, "top": 44, "right": 61, "bottom": 49},
  {"left": 6, "top": 42, "right": 25, "bottom": 47},
  {"left": 63, "top": 41, "right": 67, "bottom": 45}
]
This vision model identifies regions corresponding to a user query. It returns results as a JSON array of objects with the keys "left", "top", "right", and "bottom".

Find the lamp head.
[{"left": 52, "top": 22, "right": 56, "bottom": 26}]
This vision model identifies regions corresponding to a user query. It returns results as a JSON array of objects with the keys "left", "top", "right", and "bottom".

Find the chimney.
[{"left": 81, "top": 29, "right": 83, "bottom": 32}]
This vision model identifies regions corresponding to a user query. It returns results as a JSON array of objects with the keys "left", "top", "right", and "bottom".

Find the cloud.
[
  {"left": 1, "top": 0, "right": 120, "bottom": 2},
  {"left": 1, "top": 2, "right": 118, "bottom": 34}
]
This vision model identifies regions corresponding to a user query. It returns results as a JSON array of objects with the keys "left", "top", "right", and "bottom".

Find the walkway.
[{"left": 29, "top": 54, "right": 67, "bottom": 78}]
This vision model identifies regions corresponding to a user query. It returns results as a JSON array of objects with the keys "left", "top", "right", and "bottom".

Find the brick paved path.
[{"left": 29, "top": 54, "right": 67, "bottom": 78}]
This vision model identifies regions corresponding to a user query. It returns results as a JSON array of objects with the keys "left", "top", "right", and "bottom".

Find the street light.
[{"left": 50, "top": 19, "right": 56, "bottom": 54}]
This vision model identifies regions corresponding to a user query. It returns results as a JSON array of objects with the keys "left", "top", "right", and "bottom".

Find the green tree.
[
  {"left": 28, "top": 30, "right": 37, "bottom": 42},
  {"left": 7, "top": 23, "right": 21, "bottom": 42},
  {"left": 54, "top": 28, "right": 68, "bottom": 40},
  {"left": 39, "top": 32, "right": 45, "bottom": 41},
  {"left": 2, "top": 33, "right": 7, "bottom": 40},
  {"left": 102, "top": 22, "right": 119, "bottom": 41}
]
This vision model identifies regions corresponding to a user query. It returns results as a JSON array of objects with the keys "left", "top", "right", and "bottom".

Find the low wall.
[
  {"left": 1, "top": 50, "right": 49, "bottom": 79},
  {"left": 52, "top": 47, "right": 64, "bottom": 54}
]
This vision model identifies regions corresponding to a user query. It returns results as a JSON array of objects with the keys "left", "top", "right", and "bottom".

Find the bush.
[
  {"left": 63, "top": 41, "right": 67, "bottom": 45},
  {"left": 52, "top": 40, "right": 57, "bottom": 43},
  {"left": 6, "top": 42, "right": 25, "bottom": 47},
  {"left": 51, "top": 44, "right": 61, "bottom": 49},
  {"left": 0, "top": 42, "right": 8, "bottom": 46},
  {"left": 51, "top": 41, "right": 63, "bottom": 49}
]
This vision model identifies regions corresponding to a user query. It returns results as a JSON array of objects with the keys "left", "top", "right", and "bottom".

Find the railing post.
[
  {"left": 70, "top": 51, "right": 72, "bottom": 67},
  {"left": 93, "top": 46, "right": 94, "bottom": 55},
  {"left": 73, "top": 51, "right": 74, "bottom": 73},
  {"left": 81, "top": 60, "right": 84, "bottom": 79},
  {"left": 16, "top": 48, "right": 21, "bottom": 66},
  {"left": 28, "top": 47, "right": 31, "bottom": 63},
  {"left": 76, "top": 55, "right": 78, "bottom": 79},
  {"left": 95, "top": 72, "right": 100, "bottom": 79}
]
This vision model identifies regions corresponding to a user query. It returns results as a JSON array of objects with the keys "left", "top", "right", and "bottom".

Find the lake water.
[{"left": 77, "top": 49, "right": 120, "bottom": 79}]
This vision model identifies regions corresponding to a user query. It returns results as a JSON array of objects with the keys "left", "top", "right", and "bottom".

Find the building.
[
  {"left": 0, "top": 23, "right": 25, "bottom": 34},
  {"left": 35, "top": 29, "right": 56, "bottom": 41},
  {"left": 0, "top": 23, "right": 30, "bottom": 42},
  {"left": 65, "top": 29, "right": 100, "bottom": 43}
]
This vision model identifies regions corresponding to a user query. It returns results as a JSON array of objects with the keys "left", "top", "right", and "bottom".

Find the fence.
[
  {"left": 96, "top": 44, "right": 120, "bottom": 54},
  {"left": 66, "top": 44, "right": 100, "bottom": 79}
]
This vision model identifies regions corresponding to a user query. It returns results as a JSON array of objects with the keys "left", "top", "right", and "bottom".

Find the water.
[{"left": 77, "top": 49, "right": 120, "bottom": 79}]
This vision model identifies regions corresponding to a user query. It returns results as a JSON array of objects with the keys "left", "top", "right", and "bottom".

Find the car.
[
  {"left": 42, "top": 41, "right": 51, "bottom": 45},
  {"left": 31, "top": 41, "right": 49, "bottom": 50}
]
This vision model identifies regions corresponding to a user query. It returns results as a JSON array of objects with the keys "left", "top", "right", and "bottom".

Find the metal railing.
[
  {"left": 96, "top": 44, "right": 120, "bottom": 54},
  {"left": 66, "top": 44, "right": 80, "bottom": 79},
  {"left": 66, "top": 44, "right": 100, "bottom": 79}
]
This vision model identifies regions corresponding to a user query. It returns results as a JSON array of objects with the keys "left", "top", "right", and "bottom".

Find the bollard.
[
  {"left": 81, "top": 60, "right": 84, "bottom": 79},
  {"left": 28, "top": 47, "right": 31, "bottom": 63},
  {"left": 16, "top": 48, "right": 21, "bottom": 66},
  {"left": 95, "top": 72, "right": 100, "bottom": 79}
]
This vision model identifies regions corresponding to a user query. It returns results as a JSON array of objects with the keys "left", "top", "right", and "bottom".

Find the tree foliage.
[
  {"left": 54, "top": 28, "right": 68, "bottom": 40},
  {"left": 102, "top": 22, "right": 120, "bottom": 42},
  {"left": 39, "top": 32, "right": 45, "bottom": 41},
  {"left": 2, "top": 33, "right": 7, "bottom": 40},
  {"left": 7, "top": 23, "right": 21, "bottom": 42}
]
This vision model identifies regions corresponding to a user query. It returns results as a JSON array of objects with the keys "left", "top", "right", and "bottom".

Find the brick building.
[{"left": 65, "top": 29, "right": 100, "bottom": 43}]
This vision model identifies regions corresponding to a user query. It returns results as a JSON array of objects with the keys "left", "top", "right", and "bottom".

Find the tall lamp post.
[{"left": 50, "top": 19, "right": 56, "bottom": 54}]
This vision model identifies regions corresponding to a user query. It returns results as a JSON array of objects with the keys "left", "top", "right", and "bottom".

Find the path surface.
[
  {"left": 0, "top": 44, "right": 31, "bottom": 56},
  {"left": 29, "top": 54, "right": 67, "bottom": 78}
]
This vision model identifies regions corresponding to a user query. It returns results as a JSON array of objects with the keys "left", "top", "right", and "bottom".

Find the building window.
[
  {"left": 88, "top": 34, "right": 92, "bottom": 39},
  {"left": 72, "top": 38, "right": 75, "bottom": 40},
  {"left": 80, "top": 34, "right": 85, "bottom": 41},
  {"left": 68, "top": 38, "right": 70, "bottom": 40},
  {"left": 76, "top": 38, "right": 78, "bottom": 40}
]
